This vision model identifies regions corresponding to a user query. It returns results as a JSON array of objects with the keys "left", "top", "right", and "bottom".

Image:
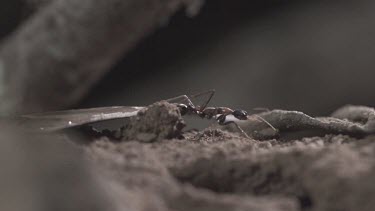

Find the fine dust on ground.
[{"left": 73, "top": 102, "right": 375, "bottom": 211}]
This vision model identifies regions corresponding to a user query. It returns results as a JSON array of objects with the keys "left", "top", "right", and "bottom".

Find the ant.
[
  {"left": 14, "top": 89, "right": 276, "bottom": 139},
  {"left": 166, "top": 89, "right": 276, "bottom": 138}
]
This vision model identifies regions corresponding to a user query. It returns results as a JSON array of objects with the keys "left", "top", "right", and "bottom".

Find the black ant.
[
  {"left": 166, "top": 89, "right": 276, "bottom": 138},
  {"left": 14, "top": 89, "right": 276, "bottom": 138}
]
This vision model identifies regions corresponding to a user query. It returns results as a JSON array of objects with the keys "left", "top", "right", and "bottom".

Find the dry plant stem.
[
  {"left": 0, "top": 0, "right": 203, "bottom": 114},
  {"left": 239, "top": 105, "right": 375, "bottom": 139}
]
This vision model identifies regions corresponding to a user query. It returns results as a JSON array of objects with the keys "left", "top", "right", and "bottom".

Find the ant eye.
[
  {"left": 232, "top": 110, "right": 248, "bottom": 120},
  {"left": 177, "top": 104, "right": 188, "bottom": 115}
]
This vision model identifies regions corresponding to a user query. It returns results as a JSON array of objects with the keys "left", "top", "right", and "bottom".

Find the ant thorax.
[
  {"left": 204, "top": 107, "right": 233, "bottom": 115},
  {"left": 217, "top": 114, "right": 239, "bottom": 125}
]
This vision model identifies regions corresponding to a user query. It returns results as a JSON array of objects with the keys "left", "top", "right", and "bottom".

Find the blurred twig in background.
[{"left": 0, "top": 0, "right": 204, "bottom": 114}]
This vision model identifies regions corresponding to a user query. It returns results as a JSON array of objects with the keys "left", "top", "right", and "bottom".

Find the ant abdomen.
[{"left": 177, "top": 104, "right": 188, "bottom": 115}]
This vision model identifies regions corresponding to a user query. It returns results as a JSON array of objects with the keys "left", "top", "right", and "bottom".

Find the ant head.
[{"left": 232, "top": 109, "right": 248, "bottom": 120}]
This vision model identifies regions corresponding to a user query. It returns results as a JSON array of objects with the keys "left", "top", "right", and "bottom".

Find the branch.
[{"left": 0, "top": 0, "right": 204, "bottom": 113}]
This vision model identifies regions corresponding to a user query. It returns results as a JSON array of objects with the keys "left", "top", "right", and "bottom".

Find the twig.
[{"left": 225, "top": 105, "right": 375, "bottom": 139}]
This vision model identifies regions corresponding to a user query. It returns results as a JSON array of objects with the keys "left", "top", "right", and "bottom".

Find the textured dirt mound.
[
  {"left": 4, "top": 102, "right": 375, "bottom": 211},
  {"left": 120, "top": 101, "right": 185, "bottom": 142},
  {"left": 81, "top": 102, "right": 375, "bottom": 211},
  {"left": 86, "top": 131, "right": 375, "bottom": 211}
]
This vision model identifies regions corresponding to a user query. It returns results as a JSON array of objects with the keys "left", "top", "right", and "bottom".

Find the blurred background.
[
  {"left": 1, "top": 0, "right": 375, "bottom": 116},
  {"left": 81, "top": 0, "right": 375, "bottom": 116}
]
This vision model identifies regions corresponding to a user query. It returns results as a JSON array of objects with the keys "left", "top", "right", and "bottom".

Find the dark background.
[
  {"left": 82, "top": 0, "right": 375, "bottom": 116},
  {"left": 2, "top": 0, "right": 375, "bottom": 116}
]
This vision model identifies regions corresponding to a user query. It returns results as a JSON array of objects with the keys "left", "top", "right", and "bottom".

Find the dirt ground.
[
  {"left": 84, "top": 102, "right": 375, "bottom": 211},
  {"left": 3, "top": 101, "right": 375, "bottom": 211}
]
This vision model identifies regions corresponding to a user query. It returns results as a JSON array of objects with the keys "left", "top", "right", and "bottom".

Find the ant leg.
[
  {"left": 165, "top": 89, "right": 215, "bottom": 110},
  {"left": 165, "top": 95, "right": 195, "bottom": 108},
  {"left": 190, "top": 89, "right": 215, "bottom": 99},
  {"left": 190, "top": 89, "right": 215, "bottom": 111},
  {"left": 223, "top": 121, "right": 250, "bottom": 139},
  {"left": 212, "top": 127, "right": 216, "bottom": 140},
  {"left": 253, "top": 114, "right": 277, "bottom": 131}
]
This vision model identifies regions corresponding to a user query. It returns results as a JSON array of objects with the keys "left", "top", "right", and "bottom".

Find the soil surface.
[
  {"left": 4, "top": 101, "right": 375, "bottom": 211},
  {"left": 81, "top": 102, "right": 375, "bottom": 211}
]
